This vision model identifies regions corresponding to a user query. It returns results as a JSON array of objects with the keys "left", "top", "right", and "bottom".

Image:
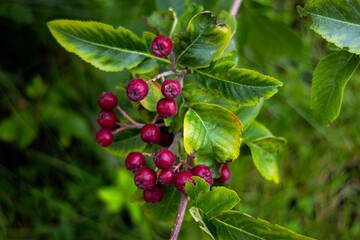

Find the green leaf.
[
  {"left": 47, "top": 20, "right": 170, "bottom": 72},
  {"left": 298, "top": 0, "right": 360, "bottom": 54},
  {"left": 174, "top": 4, "right": 203, "bottom": 34},
  {"left": 211, "top": 211, "right": 316, "bottom": 240},
  {"left": 243, "top": 121, "right": 286, "bottom": 183},
  {"left": 185, "top": 177, "right": 240, "bottom": 217},
  {"left": 105, "top": 128, "right": 148, "bottom": 157},
  {"left": 184, "top": 103, "right": 243, "bottom": 163},
  {"left": 236, "top": 101, "right": 263, "bottom": 130},
  {"left": 196, "top": 61, "right": 283, "bottom": 106},
  {"left": 147, "top": 10, "right": 177, "bottom": 36},
  {"left": 173, "top": 12, "right": 231, "bottom": 69},
  {"left": 140, "top": 82, "right": 162, "bottom": 112},
  {"left": 164, "top": 101, "right": 188, "bottom": 133},
  {"left": 310, "top": 51, "right": 360, "bottom": 125},
  {"left": 218, "top": 10, "right": 236, "bottom": 38},
  {"left": 183, "top": 84, "right": 240, "bottom": 111},
  {"left": 189, "top": 207, "right": 215, "bottom": 240}
]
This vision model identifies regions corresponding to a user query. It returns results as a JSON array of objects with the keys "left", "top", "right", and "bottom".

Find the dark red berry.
[
  {"left": 158, "top": 127, "right": 174, "bottom": 147},
  {"left": 151, "top": 35, "right": 173, "bottom": 57},
  {"left": 97, "top": 110, "right": 117, "bottom": 128},
  {"left": 125, "top": 152, "right": 146, "bottom": 173},
  {"left": 143, "top": 185, "right": 164, "bottom": 204},
  {"left": 95, "top": 129, "right": 114, "bottom": 147},
  {"left": 218, "top": 163, "right": 231, "bottom": 184},
  {"left": 192, "top": 165, "right": 213, "bottom": 186},
  {"left": 98, "top": 92, "right": 118, "bottom": 111},
  {"left": 159, "top": 169, "right": 175, "bottom": 186},
  {"left": 174, "top": 170, "right": 194, "bottom": 194},
  {"left": 157, "top": 98, "right": 178, "bottom": 119},
  {"left": 126, "top": 78, "right": 149, "bottom": 102},
  {"left": 153, "top": 149, "right": 175, "bottom": 170},
  {"left": 161, "top": 79, "right": 182, "bottom": 99},
  {"left": 134, "top": 167, "right": 157, "bottom": 189},
  {"left": 141, "top": 124, "right": 161, "bottom": 144}
]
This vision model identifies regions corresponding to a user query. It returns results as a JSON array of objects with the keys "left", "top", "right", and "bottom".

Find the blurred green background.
[{"left": 0, "top": 0, "right": 359, "bottom": 239}]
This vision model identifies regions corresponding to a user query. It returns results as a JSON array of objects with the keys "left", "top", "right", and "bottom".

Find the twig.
[
  {"left": 168, "top": 131, "right": 182, "bottom": 152},
  {"left": 146, "top": 70, "right": 177, "bottom": 84},
  {"left": 116, "top": 106, "right": 139, "bottom": 125},
  {"left": 169, "top": 194, "right": 189, "bottom": 240},
  {"left": 171, "top": 51, "right": 176, "bottom": 72},
  {"left": 230, "top": 0, "right": 243, "bottom": 17},
  {"left": 152, "top": 114, "right": 159, "bottom": 124}
]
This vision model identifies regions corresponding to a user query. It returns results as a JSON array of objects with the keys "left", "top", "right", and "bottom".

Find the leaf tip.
[{"left": 297, "top": 5, "right": 308, "bottom": 17}]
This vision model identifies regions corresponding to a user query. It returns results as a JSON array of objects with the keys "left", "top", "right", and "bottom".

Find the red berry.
[
  {"left": 95, "top": 129, "right": 114, "bottom": 147},
  {"left": 97, "top": 110, "right": 117, "bottom": 128},
  {"left": 157, "top": 98, "right": 178, "bottom": 119},
  {"left": 158, "top": 127, "right": 174, "bottom": 147},
  {"left": 134, "top": 167, "right": 157, "bottom": 189},
  {"left": 151, "top": 35, "right": 173, "bottom": 57},
  {"left": 153, "top": 149, "right": 175, "bottom": 170},
  {"left": 141, "top": 124, "right": 161, "bottom": 144},
  {"left": 125, "top": 152, "right": 146, "bottom": 173},
  {"left": 192, "top": 165, "right": 213, "bottom": 186},
  {"left": 126, "top": 78, "right": 149, "bottom": 102},
  {"left": 174, "top": 170, "right": 194, "bottom": 194},
  {"left": 159, "top": 169, "right": 175, "bottom": 186},
  {"left": 161, "top": 79, "right": 182, "bottom": 99},
  {"left": 218, "top": 163, "right": 231, "bottom": 184},
  {"left": 143, "top": 185, "right": 164, "bottom": 204},
  {"left": 97, "top": 92, "right": 118, "bottom": 111}
]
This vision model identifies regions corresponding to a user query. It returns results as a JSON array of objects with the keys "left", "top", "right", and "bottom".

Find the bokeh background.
[{"left": 0, "top": 0, "right": 359, "bottom": 239}]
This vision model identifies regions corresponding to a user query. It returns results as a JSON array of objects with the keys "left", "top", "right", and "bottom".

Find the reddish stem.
[
  {"left": 171, "top": 51, "right": 176, "bottom": 72},
  {"left": 116, "top": 106, "right": 138, "bottom": 125},
  {"left": 152, "top": 114, "right": 159, "bottom": 124},
  {"left": 169, "top": 194, "right": 189, "bottom": 240}
]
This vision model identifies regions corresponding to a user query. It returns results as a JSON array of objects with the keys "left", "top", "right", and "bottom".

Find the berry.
[
  {"left": 159, "top": 169, "right": 175, "bottom": 186},
  {"left": 134, "top": 167, "right": 157, "bottom": 189},
  {"left": 174, "top": 170, "right": 194, "bottom": 194},
  {"left": 126, "top": 78, "right": 149, "bottom": 102},
  {"left": 153, "top": 149, "right": 175, "bottom": 170},
  {"left": 151, "top": 35, "right": 173, "bottom": 57},
  {"left": 192, "top": 165, "right": 213, "bottom": 186},
  {"left": 158, "top": 127, "right": 174, "bottom": 147},
  {"left": 143, "top": 185, "right": 164, "bottom": 204},
  {"left": 95, "top": 129, "right": 114, "bottom": 147},
  {"left": 97, "top": 110, "right": 117, "bottom": 128},
  {"left": 97, "top": 92, "right": 118, "bottom": 111},
  {"left": 125, "top": 152, "right": 146, "bottom": 173},
  {"left": 141, "top": 124, "right": 161, "bottom": 144},
  {"left": 161, "top": 79, "right": 182, "bottom": 99},
  {"left": 157, "top": 98, "right": 178, "bottom": 119},
  {"left": 218, "top": 163, "right": 231, "bottom": 184}
]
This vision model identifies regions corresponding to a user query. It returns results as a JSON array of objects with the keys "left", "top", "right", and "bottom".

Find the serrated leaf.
[
  {"left": 211, "top": 211, "right": 316, "bottom": 240},
  {"left": 244, "top": 121, "right": 286, "bottom": 183},
  {"left": 196, "top": 61, "right": 283, "bottom": 106},
  {"left": 184, "top": 103, "right": 243, "bottom": 163},
  {"left": 298, "top": 0, "right": 360, "bottom": 54},
  {"left": 140, "top": 82, "right": 162, "bottom": 112},
  {"left": 185, "top": 177, "right": 240, "bottom": 217},
  {"left": 310, "top": 51, "right": 360, "bottom": 125},
  {"left": 236, "top": 101, "right": 263, "bottom": 130},
  {"left": 174, "top": 12, "right": 231, "bottom": 69},
  {"left": 47, "top": 20, "right": 170, "bottom": 72},
  {"left": 174, "top": 4, "right": 204, "bottom": 34},
  {"left": 105, "top": 128, "right": 148, "bottom": 157},
  {"left": 189, "top": 207, "right": 215, "bottom": 239}
]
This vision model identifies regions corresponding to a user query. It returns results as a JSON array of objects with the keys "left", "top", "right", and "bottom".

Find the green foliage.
[
  {"left": 173, "top": 12, "right": 231, "bottom": 69},
  {"left": 298, "top": 0, "right": 360, "bottom": 54},
  {"left": 310, "top": 51, "right": 360, "bottom": 125},
  {"left": 140, "top": 82, "right": 163, "bottom": 112},
  {"left": 183, "top": 103, "right": 243, "bottom": 163},
  {"left": 196, "top": 61, "right": 283, "bottom": 106}
]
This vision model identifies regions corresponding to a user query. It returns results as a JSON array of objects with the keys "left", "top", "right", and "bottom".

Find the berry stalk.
[{"left": 169, "top": 193, "right": 189, "bottom": 240}]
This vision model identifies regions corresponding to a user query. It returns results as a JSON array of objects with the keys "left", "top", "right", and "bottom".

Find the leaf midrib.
[
  {"left": 310, "top": 12, "right": 360, "bottom": 28},
  {"left": 57, "top": 28, "right": 171, "bottom": 64}
]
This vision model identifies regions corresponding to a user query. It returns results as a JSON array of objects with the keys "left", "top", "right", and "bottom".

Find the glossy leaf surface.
[
  {"left": 140, "top": 82, "right": 162, "bottom": 112},
  {"left": 173, "top": 12, "right": 231, "bottom": 69},
  {"left": 184, "top": 103, "right": 242, "bottom": 163},
  {"left": 310, "top": 51, "right": 359, "bottom": 125}
]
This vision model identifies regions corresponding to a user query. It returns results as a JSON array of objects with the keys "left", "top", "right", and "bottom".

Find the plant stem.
[
  {"left": 171, "top": 51, "right": 176, "bottom": 72},
  {"left": 146, "top": 70, "right": 177, "bottom": 84},
  {"left": 169, "top": 194, "right": 189, "bottom": 240},
  {"left": 230, "top": 0, "right": 242, "bottom": 17},
  {"left": 168, "top": 131, "right": 182, "bottom": 152},
  {"left": 152, "top": 114, "right": 159, "bottom": 124},
  {"left": 116, "top": 106, "right": 139, "bottom": 125}
]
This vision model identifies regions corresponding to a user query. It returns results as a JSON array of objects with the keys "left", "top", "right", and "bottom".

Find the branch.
[
  {"left": 169, "top": 194, "right": 189, "bottom": 240},
  {"left": 230, "top": 0, "right": 243, "bottom": 17},
  {"left": 168, "top": 131, "right": 182, "bottom": 152}
]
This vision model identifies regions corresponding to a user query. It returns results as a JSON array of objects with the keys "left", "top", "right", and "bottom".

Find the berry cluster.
[{"left": 95, "top": 35, "right": 232, "bottom": 204}]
